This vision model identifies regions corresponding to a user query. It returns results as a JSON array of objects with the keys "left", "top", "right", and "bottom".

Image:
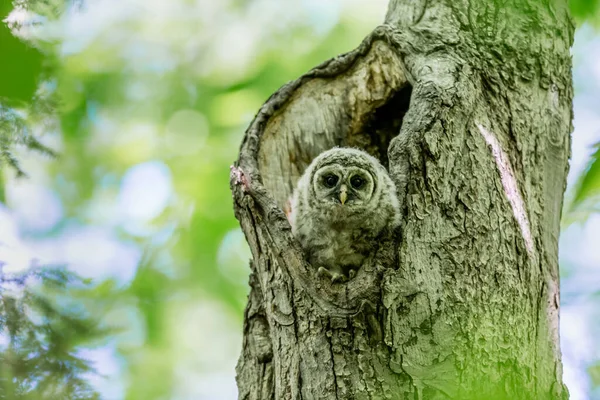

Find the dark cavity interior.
[{"left": 345, "top": 84, "right": 412, "bottom": 169}]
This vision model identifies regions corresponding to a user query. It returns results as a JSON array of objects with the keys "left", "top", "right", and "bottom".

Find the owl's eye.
[
  {"left": 350, "top": 176, "right": 364, "bottom": 189},
  {"left": 323, "top": 174, "right": 339, "bottom": 188}
]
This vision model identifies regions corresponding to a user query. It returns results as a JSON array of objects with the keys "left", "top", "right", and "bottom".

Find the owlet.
[{"left": 290, "top": 147, "right": 400, "bottom": 282}]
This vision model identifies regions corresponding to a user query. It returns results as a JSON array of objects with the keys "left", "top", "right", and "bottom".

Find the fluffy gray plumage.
[{"left": 290, "top": 147, "right": 400, "bottom": 282}]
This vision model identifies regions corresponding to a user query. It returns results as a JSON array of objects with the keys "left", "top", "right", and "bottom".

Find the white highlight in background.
[
  {"left": 6, "top": 181, "right": 63, "bottom": 234},
  {"left": 0, "top": 205, "right": 35, "bottom": 275},
  {"left": 118, "top": 161, "right": 172, "bottom": 223},
  {"left": 30, "top": 226, "right": 141, "bottom": 285}
]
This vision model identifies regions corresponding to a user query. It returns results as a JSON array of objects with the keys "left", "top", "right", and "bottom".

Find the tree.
[
  {"left": 231, "top": 0, "right": 574, "bottom": 399},
  {"left": 0, "top": 267, "right": 100, "bottom": 399}
]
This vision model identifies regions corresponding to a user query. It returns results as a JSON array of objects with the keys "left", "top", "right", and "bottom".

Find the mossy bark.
[{"left": 231, "top": 0, "right": 574, "bottom": 399}]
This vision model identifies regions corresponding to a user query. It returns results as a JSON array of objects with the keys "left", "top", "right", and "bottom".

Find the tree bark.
[{"left": 231, "top": 0, "right": 574, "bottom": 399}]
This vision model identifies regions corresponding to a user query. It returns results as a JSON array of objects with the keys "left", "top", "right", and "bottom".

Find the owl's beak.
[{"left": 339, "top": 184, "right": 348, "bottom": 205}]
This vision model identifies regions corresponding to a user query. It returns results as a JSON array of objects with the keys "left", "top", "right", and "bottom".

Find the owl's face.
[
  {"left": 312, "top": 164, "right": 375, "bottom": 209},
  {"left": 289, "top": 147, "right": 400, "bottom": 247},
  {"left": 291, "top": 147, "right": 399, "bottom": 234}
]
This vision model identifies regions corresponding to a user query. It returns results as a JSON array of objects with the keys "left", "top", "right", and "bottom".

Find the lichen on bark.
[{"left": 231, "top": 1, "right": 574, "bottom": 399}]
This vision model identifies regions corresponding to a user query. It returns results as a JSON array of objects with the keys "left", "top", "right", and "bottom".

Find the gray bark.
[{"left": 231, "top": 0, "right": 573, "bottom": 399}]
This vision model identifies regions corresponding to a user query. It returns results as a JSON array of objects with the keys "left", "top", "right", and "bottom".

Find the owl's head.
[{"left": 299, "top": 147, "right": 397, "bottom": 220}]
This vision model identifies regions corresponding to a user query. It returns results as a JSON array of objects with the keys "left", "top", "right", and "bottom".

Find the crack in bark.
[{"left": 326, "top": 321, "right": 340, "bottom": 400}]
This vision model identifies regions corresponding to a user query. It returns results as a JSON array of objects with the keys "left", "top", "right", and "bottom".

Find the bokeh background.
[{"left": 1, "top": 0, "right": 600, "bottom": 399}]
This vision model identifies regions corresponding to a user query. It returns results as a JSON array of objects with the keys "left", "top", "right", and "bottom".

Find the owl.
[{"left": 290, "top": 147, "right": 400, "bottom": 282}]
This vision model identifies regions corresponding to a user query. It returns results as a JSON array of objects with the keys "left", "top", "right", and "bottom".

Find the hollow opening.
[
  {"left": 345, "top": 84, "right": 412, "bottom": 169},
  {"left": 257, "top": 58, "right": 412, "bottom": 210}
]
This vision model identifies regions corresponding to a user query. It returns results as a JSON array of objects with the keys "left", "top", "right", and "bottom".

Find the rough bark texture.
[{"left": 231, "top": 1, "right": 574, "bottom": 399}]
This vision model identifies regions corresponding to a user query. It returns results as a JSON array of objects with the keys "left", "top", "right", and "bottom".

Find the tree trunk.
[{"left": 231, "top": 0, "right": 574, "bottom": 399}]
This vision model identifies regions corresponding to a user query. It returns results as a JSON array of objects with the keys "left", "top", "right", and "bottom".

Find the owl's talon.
[
  {"left": 317, "top": 267, "right": 347, "bottom": 283},
  {"left": 331, "top": 273, "right": 346, "bottom": 283}
]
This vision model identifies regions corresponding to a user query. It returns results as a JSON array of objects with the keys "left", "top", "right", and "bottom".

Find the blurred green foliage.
[
  {"left": 566, "top": 0, "right": 600, "bottom": 225},
  {"left": 0, "top": 0, "right": 42, "bottom": 104},
  {"left": 0, "top": 0, "right": 378, "bottom": 397},
  {"left": 0, "top": 0, "right": 59, "bottom": 176},
  {"left": 569, "top": 142, "right": 600, "bottom": 215},
  {"left": 0, "top": 267, "right": 101, "bottom": 399},
  {"left": 571, "top": 0, "right": 600, "bottom": 25}
]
